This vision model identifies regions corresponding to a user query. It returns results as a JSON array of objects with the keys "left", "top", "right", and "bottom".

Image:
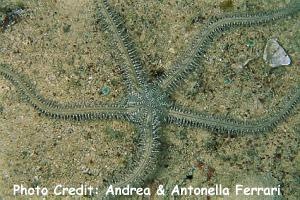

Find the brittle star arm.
[
  {"left": 98, "top": 113, "right": 160, "bottom": 198},
  {"left": 157, "top": 1, "right": 300, "bottom": 94},
  {"left": 97, "top": 0, "right": 147, "bottom": 93},
  {"left": 0, "top": 64, "right": 131, "bottom": 121},
  {"left": 167, "top": 86, "right": 300, "bottom": 134}
]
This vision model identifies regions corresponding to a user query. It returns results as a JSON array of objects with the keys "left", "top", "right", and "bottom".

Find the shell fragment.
[{"left": 263, "top": 39, "right": 291, "bottom": 68}]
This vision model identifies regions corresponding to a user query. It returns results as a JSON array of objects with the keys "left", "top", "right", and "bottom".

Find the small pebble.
[
  {"left": 63, "top": 24, "right": 71, "bottom": 33},
  {"left": 246, "top": 39, "right": 255, "bottom": 48},
  {"left": 99, "top": 85, "right": 110, "bottom": 96}
]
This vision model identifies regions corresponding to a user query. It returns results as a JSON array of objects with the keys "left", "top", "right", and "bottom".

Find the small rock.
[
  {"left": 263, "top": 39, "right": 291, "bottom": 68},
  {"left": 246, "top": 39, "right": 255, "bottom": 48}
]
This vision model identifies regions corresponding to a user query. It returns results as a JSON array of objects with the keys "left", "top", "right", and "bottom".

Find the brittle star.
[{"left": 0, "top": 0, "right": 299, "bottom": 199}]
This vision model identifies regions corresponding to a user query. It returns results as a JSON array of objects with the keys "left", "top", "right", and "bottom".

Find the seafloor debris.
[
  {"left": 0, "top": 7, "right": 25, "bottom": 31},
  {"left": 263, "top": 39, "right": 291, "bottom": 68},
  {"left": 231, "top": 57, "right": 257, "bottom": 71}
]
